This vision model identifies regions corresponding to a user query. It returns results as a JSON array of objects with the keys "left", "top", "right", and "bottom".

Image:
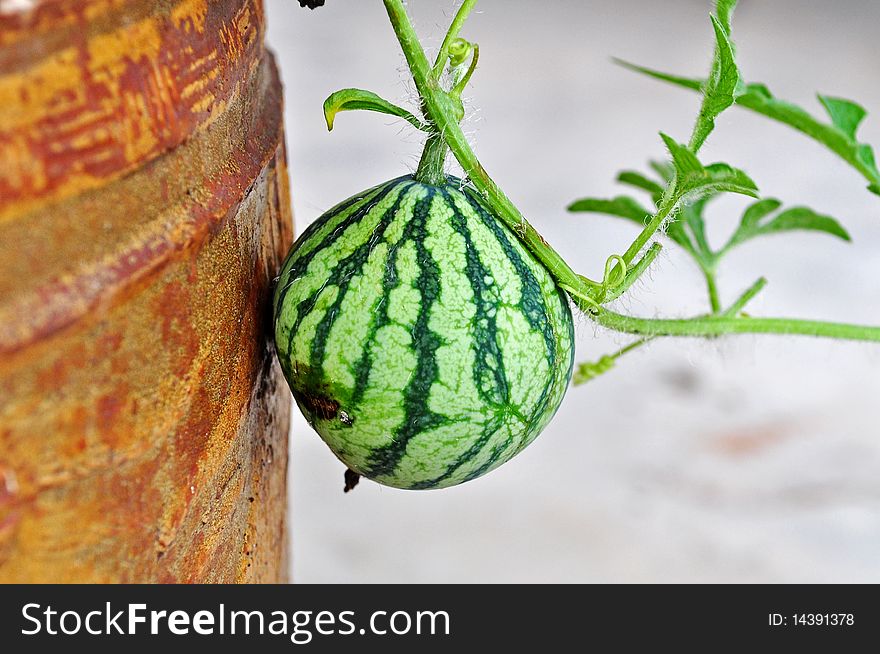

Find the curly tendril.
[
  {"left": 603, "top": 254, "right": 627, "bottom": 290},
  {"left": 448, "top": 38, "right": 472, "bottom": 67},
  {"left": 560, "top": 254, "right": 628, "bottom": 311},
  {"left": 449, "top": 41, "right": 480, "bottom": 98}
]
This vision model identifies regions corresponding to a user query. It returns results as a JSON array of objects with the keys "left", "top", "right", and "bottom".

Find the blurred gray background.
[{"left": 265, "top": 0, "right": 880, "bottom": 582}]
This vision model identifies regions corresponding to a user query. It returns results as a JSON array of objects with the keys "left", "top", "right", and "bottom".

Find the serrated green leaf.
[
  {"left": 818, "top": 95, "right": 867, "bottom": 138},
  {"left": 323, "top": 88, "right": 427, "bottom": 132},
  {"left": 739, "top": 198, "right": 782, "bottom": 228},
  {"left": 661, "top": 133, "right": 759, "bottom": 200},
  {"left": 567, "top": 196, "right": 651, "bottom": 224},
  {"left": 617, "top": 171, "right": 664, "bottom": 203},
  {"left": 615, "top": 63, "right": 880, "bottom": 196},
  {"left": 701, "top": 163, "right": 759, "bottom": 196},
  {"left": 690, "top": 13, "right": 742, "bottom": 151},
  {"left": 737, "top": 86, "right": 880, "bottom": 191},
  {"left": 757, "top": 207, "right": 851, "bottom": 240},
  {"left": 725, "top": 201, "right": 850, "bottom": 251},
  {"left": 569, "top": 193, "right": 696, "bottom": 254},
  {"left": 613, "top": 58, "right": 703, "bottom": 91},
  {"left": 857, "top": 143, "right": 878, "bottom": 170},
  {"left": 617, "top": 55, "right": 745, "bottom": 104}
]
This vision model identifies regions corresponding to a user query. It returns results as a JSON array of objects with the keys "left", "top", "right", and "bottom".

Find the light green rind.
[{"left": 274, "top": 176, "right": 574, "bottom": 489}]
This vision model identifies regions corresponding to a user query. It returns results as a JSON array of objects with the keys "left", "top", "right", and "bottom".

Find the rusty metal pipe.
[{"left": 0, "top": 0, "right": 292, "bottom": 583}]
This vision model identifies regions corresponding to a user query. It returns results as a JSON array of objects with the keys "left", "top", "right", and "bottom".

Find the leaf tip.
[
  {"left": 658, "top": 131, "right": 677, "bottom": 150},
  {"left": 322, "top": 95, "right": 337, "bottom": 131}
]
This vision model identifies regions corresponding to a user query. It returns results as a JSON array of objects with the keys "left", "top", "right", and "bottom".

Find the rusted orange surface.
[{"left": 0, "top": 0, "right": 292, "bottom": 582}]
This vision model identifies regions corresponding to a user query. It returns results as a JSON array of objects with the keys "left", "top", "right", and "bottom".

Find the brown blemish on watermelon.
[
  {"left": 296, "top": 391, "right": 340, "bottom": 421},
  {"left": 287, "top": 366, "right": 355, "bottom": 425}
]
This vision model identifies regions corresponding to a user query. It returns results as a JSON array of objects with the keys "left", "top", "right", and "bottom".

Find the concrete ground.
[{"left": 265, "top": 0, "right": 880, "bottom": 582}]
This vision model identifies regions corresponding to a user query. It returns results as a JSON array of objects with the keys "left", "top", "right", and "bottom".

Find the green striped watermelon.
[{"left": 273, "top": 175, "right": 574, "bottom": 489}]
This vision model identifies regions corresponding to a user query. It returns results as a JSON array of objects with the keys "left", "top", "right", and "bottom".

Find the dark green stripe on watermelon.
[
  {"left": 275, "top": 179, "right": 406, "bottom": 375},
  {"left": 273, "top": 175, "right": 574, "bottom": 490},
  {"left": 363, "top": 190, "right": 449, "bottom": 480},
  {"left": 306, "top": 183, "right": 414, "bottom": 382}
]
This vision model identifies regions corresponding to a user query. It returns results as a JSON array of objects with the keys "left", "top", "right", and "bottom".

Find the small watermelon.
[{"left": 273, "top": 175, "right": 574, "bottom": 489}]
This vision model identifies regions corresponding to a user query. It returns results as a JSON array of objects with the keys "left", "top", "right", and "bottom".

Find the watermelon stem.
[{"left": 414, "top": 131, "right": 449, "bottom": 186}]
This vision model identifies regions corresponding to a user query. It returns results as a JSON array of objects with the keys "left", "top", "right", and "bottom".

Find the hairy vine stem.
[
  {"left": 575, "top": 277, "right": 767, "bottom": 384},
  {"left": 592, "top": 309, "right": 880, "bottom": 343}
]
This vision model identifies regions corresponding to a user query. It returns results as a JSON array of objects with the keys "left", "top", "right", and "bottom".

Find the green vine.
[{"left": 322, "top": 0, "right": 880, "bottom": 366}]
